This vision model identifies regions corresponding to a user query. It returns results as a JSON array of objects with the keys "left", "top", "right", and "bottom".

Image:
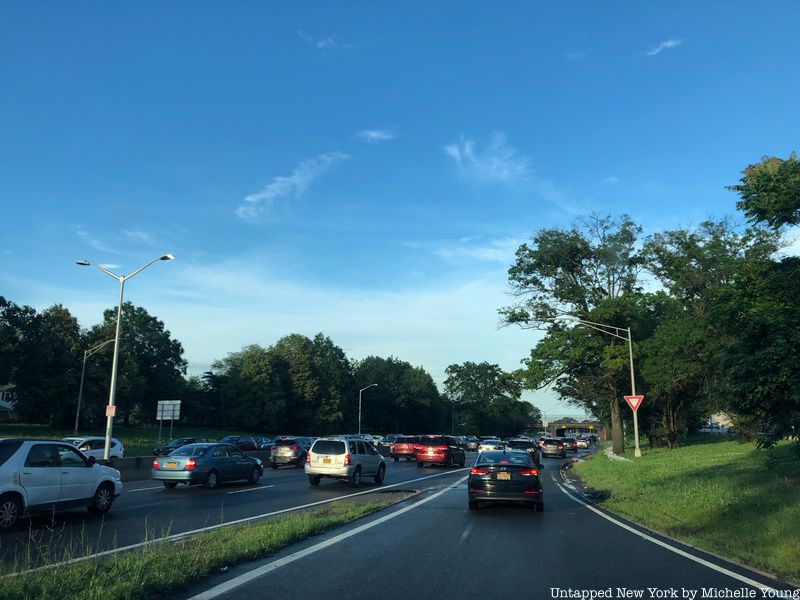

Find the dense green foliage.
[{"left": 728, "top": 152, "right": 800, "bottom": 228}]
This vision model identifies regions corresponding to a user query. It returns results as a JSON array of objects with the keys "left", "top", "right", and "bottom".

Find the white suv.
[
  {"left": 305, "top": 437, "right": 386, "bottom": 487},
  {"left": 62, "top": 436, "right": 125, "bottom": 459},
  {"left": 0, "top": 439, "right": 123, "bottom": 531}
]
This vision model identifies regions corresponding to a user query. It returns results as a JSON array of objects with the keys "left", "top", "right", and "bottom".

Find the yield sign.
[{"left": 624, "top": 395, "right": 644, "bottom": 412}]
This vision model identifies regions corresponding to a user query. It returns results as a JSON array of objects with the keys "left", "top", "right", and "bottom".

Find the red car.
[
  {"left": 415, "top": 435, "right": 466, "bottom": 468},
  {"left": 390, "top": 436, "right": 419, "bottom": 462}
]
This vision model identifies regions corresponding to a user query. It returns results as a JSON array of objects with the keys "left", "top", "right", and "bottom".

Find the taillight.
[
  {"left": 305, "top": 453, "right": 311, "bottom": 463},
  {"left": 289, "top": 445, "right": 298, "bottom": 451},
  {"left": 344, "top": 454, "right": 351, "bottom": 466},
  {"left": 470, "top": 467, "right": 489, "bottom": 475},
  {"left": 152, "top": 458, "right": 160, "bottom": 469},
  {"left": 518, "top": 469, "right": 539, "bottom": 476},
  {"left": 185, "top": 458, "right": 196, "bottom": 470},
  {"left": 436, "top": 445, "right": 447, "bottom": 452},
  {"left": 559, "top": 445, "right": 564, "bottom": 449}
]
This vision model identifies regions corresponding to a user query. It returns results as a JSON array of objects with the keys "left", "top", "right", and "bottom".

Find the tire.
[
  {"left": 458, "top": 454, "right": 466, "bottom": 467},
  {"left": 468, "top": 500, "right": 479, "bottom": 510},
  {"left": 87, "top": 483, "right": 114, "bottom": 515},
  {"left": 416, "top": 461, "right": 424, "bottom": 468},
  {"left": 271, "top": 462, "right": 278, "bottom": 470},
  {"left": 537, "top": 501, "right": 544, "bottom": 512},
  {"left": 205, "top": 470, "right": 219, "bottom": 489},
  {"left": 445, "top": 454, "right": 453, "bottom": 468},
  {"left": 351, "top": 467, "right": 362, "bottom": 488},
  {"left": 0, "top": 495, "right": 21, "bottom": 531},
  {"left": 374, "top": 464, "right": 385, "bottom": 484},
  {"left": 393, "top": 456, "right": 399, "bottom": 463},
  {"left": 163, "top": 482, "right": 178, "bottom": 489},
  {"left": 308, "top": 475, "right": 321, "bottom": 486},
  {"left": 248, "top": 467, "right": 260, "bottom": 484}
]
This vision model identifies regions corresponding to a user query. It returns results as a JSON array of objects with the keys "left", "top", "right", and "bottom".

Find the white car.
[
  {"left": 305, "top": 437, "right": 386, "bottom": 487},
  {"left": 478, "top": 439, "right": 504, "bottom": 453},
  {"left": 62, "top": 436, "right": 125, "bottom": 459},
  {"left": 0, "top": 439, "right": 123, "bottom": 531}
]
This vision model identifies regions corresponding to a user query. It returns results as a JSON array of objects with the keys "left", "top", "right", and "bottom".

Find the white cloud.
[
  {"left": 646, "top": 38, "right": 684, "bottom": 56},
  {"left": 445, "top": 132, "right": 530, "bottom": 184},
  {"left": 77, "top": 229, "right": 117, "bottom": 254},
  {"left": 356, "top": 129, "right": 396, "bottom": 143},
  {"left": 123, "top": 230, "right": 156, "bottom": 245},
  {"left": 236, "top": 152, "right": 350, "bottom": 222},
  {"left": 601, "top": 176, "right": 620, "bottom": 185},
  {"left": 297, "top": 30, "right": 350, "bottom": 51},
  {"left": 435, "top": 237, "right": 523, "bottom": 263}
]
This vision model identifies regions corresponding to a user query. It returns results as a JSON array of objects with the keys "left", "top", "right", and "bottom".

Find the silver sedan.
[{"left": 151, "top": 443, "right": 262, "bottom": 489}]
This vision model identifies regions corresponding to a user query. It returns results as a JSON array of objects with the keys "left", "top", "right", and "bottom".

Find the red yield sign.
[{"left": 624, "top": 395, "right": 644, "bottom": 412}]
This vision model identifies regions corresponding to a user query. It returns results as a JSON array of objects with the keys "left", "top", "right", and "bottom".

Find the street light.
[
  {"left": 550, "top": 314, "right": 642, "bottom": 458},
  {"left": 77, "top": 254, "right": 175, "bottom": 460},
  {"left": 74, "top": 338, "right": 115, "bottom": 435},
  {"left": 358, "top": 384, "right": 378, "bottom": 435}
]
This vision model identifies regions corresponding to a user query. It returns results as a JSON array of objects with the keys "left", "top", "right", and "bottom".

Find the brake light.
[
  {"left": 344, "top": 453, "right": 351, "bottom": 466},
  {"left": 289, "top": 445, "right": 298, "bottom": 451},
  {"left": 306, "top": 453, "right": 311, "bottom": 463},
  {"left": 436, "top": 445, "right": 447, "bottom": 452},
  {"left": 185, "top": 458, "right": 197, "bottom": 470},
  {"left": 518, "top": 469, "right": 539, "bottom": 476},
  {"left": 559, "top": 445, "right": 564, "bottom": 449},
  {"left": 470, "top": 467, "right": 489, "bottom": 475},
  {"left": 152, "top": 458, "right": 160, "bottom": 469}
]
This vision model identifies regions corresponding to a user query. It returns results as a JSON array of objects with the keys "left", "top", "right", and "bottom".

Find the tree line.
[{"left": 500, "top": 152, "right": 800, "bottom": 454}]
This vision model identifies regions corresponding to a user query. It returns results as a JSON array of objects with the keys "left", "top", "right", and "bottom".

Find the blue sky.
[{"left": 2, "top": 2, "right": 799, "bottom": 419}]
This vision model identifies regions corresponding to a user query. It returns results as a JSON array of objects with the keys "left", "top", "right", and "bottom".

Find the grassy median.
[
  {"left": 573, "top": 436, "right": 800, "bottom": 583},
  {"left": 0, "top": 493, "right": 411, "bottom": 600}
]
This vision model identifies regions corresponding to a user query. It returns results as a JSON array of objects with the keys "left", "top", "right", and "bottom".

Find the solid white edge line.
[
  {"left": 188, "top": 475, "right": 468, "bottom": 600},
  {"left": 550, "top": 473, "right": 778, "bottom": 593},
  {"left": 226, "top": 486, "right": 274, "bottom": 495},
  {"left": 127, "top": 486, "right": 164, "bottom": 492},
  {"left": 8, "top": 466, "right": 469, "bottom": 576}
]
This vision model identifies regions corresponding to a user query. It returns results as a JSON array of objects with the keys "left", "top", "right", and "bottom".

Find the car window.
[
  {"left": 173, "top": 445, "right": 211, "bottom": 456},
  {"left": 395, "top": 436, "right": 415, "bottom": 444},
  {"left": 365, "top": 443, "right": 378, "bottom": 455},
  {"left": 213, "top": 446, "right": 229, "bottom": 458},
  {"left": 418, "top": 437, "right": 445, "bottom": 446},
  {"left": 348, "top": 441, "right": 357, "bottom": 454},
  {"left": 312, "top": 440, "right": 346, "bottom": 455},
  {"left": 228, "top": 447, "right": 246, "bottom": 457},
  {"left": 356, "top": 441, "right": 366, "bottom": 454},
  {"left": 25, "top": 444, "right": 59, "bottom": 468},
  {"left": 276, "top": 439, "right": 297, "bottom": 446},
  {"left": 58, "top": 445, "right": 87, "bottom": 467},
  {"left": 0, "top": 440, "right": 23, "bottom": 467},
  {"left": 479, "top": 452, "right": 531, "bottom": 466}
]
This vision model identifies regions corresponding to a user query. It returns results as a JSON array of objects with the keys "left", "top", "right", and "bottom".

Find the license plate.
[
  {"left": 497, "top": 472, "right": 511, "bottom": 481},
  {"left": 323, "top": 458, "right": 331, "bottom": 464},
  {"left": 166, "top": 462, "right": 177, "bottom": 468}
]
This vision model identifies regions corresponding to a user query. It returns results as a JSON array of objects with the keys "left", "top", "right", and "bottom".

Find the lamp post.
[
  {"left": 74, "top": 338, "right": 115, "bottom": 435},
  {"left": 551, "top": 315, "right": 642, "bottom": 458},
  {"left": 77, "top": 254, "right": 175, "bottom": 460},
  {"left": 358, "top": 383, "right": 378, "bottom": 435}
]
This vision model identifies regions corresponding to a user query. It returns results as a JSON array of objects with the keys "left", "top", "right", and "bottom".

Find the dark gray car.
[{"left": 151, "top": 443, "right": 262, "bottom": 489}]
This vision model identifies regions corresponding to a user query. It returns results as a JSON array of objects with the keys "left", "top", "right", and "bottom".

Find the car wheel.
[
  {"left": 88, "top": 483, "right": 114, "bottom": 515},
  {"left": 295, "top": 458, "right": 303, "bottom": 469},
  {"left": 374, "top": 464, "right": 385, "bottom": 484},
  {"left": 445, "top": 454, "right": 453, "bottom": 468},
  {"left": 163, "top": 482, "right": 178, "bottom": 489},
  {"left": 205, "top": 470, "right": 219, "bottom": 489},
  {"left": 468, "top": 500, "right": 479, "bottom": 511},
  {"left": 351, "top": 467, "right": 362, "bottom": 488},
  {"left": 458, "top": 454, "right": 465, "bottom": 467},
  {"left": 0, "top": 495, "right": 21, "bottom": 531},
  {"left": 416, "top": 461, "right": 424, "bottom": 468},
  {"left": 248, "top": 467, "right": 260, "bottom": 484},
  {"left": 393, "top": 457, "right": 399, "bottom": 463},
  {"left": 270, "top": 462, "right": 278, "bottom": 470},
  {"left": 308, "top": 475, "right": 321, "bottom": 486}
]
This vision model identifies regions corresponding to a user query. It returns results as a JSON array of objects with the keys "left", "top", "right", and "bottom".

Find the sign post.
[
  {"left": 156, "top": 400, "right": 181, "bottom": 444},
  {"left": 624, "top": 395, "right": 644, "bottom": 458}
]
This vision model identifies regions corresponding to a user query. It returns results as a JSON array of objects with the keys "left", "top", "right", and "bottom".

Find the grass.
[
  {"left": 0, "top": 493, "right": 410, "bottom": 600},
  {"left": 0, "top": 423, "right": 269, "bottom": 457},
  {"left": 573, "top": 435, "right": 800, "bottom": 583}
]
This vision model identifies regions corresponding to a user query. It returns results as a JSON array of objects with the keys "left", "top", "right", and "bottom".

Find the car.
[
  {"left": 464, "top": 436, "right": 479, "bottom": 451},
  {"left": 415, "top": 435, "right": 466, "bottom": 467},
  {"left": 390, "top": 435, "right": 419, "bottom": 462},
  {"left": 562, "top": 437, "right": 578, "bottom": 453},
  {"left": 305, "top": 437, "right": 386, "bottom": 487},
  {"left": 468, "top": 450, "right": 543, "bottom": 511},
  {"left": 478, "top": 438, "right": 504, "bottom": 453},
  {"left": 253, "top": 436, "right": 274, "bottom": 451},
  {"left": 576, "top": 438, "right": 589, "bottom": 449},
  {"left": 151, "top": 443, "right": 262, "bottom": 489},
  {"left": 153, "top": 437, "right": 207, "bottom": 456},
  {"left": 0, "top": 438, "right": 123, "bottom": 531},
  {"left": 382, "top": 434, "right": 401, "bottom": 445},
  {"left": 540, "top": 438, "right": 567, "bottom": 459},
  {"left": 218, "top": 435, "right": 258, "bottom": 451},
  {"left": 504, "top": 438, "right": 543, "bottom": 468},
  {"left": 62, "top": 436, "right": 125, "bottom": 459},
  {"left": 270, "top": 437, "right": 309, "bottom": 468}
]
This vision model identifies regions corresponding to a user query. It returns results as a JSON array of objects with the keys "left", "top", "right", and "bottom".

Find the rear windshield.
[
  {"left": 417, "top": 437, "right": 445, "bottom": 446},
  {"left": 219, "top": 436, "right": 238, "bottom": 443},
  {"left": 478, "top": 452, "right": 532, "bottom": 466},
  {"left": 312, "top": 440, "right": 346, "bottom": 455},
  {"left": 0, "top": 440, "right": 23, "bottom": 467},
  {"left": 395, "top": 436, "right": 416, "bottom": 444},
  {"left": 480, "top": 439, "right": 500, "bottom": 445},
  {"left": 171, "top": 445, "right": 211, "bottom": 456},
  {"left": 544, "top": 439, "right": 561, "bottom": 444},
  {"left": 507, "top": 441, "right": 534, "bottom": 449},
  {"left": 276, "top": 439, "right": 298, "bottom": 446}
]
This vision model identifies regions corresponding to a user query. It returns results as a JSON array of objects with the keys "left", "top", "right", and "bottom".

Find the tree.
[
  {"left": 727, "top": 152, "right": 800, "bottom": 228},
  {"left": 501, "top": 214, "right": 645, "bottom": 454}
]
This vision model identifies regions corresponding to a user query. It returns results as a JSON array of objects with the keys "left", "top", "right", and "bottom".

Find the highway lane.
[
  {"left": 183, "top": 455, "right": 794, "bottom": 600},
  {"left": 0, "top": 452, "right": 475, "bottom": 569}
]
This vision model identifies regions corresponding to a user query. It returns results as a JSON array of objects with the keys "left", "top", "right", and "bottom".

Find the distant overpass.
[{"left": 524, "top": 420, "right": 606, "bottom": 440}]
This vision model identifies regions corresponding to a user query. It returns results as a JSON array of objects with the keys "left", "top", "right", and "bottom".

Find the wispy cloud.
[
  {"left": 236, "top": 152, "right": 350, "bottom": 222},
  {"left": 297, "top": 30, "right": 350, "bottom": 51},
  {"left": 356, "top": 129, "right": 396, "bottom": 143},
  {"left": 445, "top": 133, "right": 530, "bottom": 184},
  {"left": 77, "top": 229, "right": 117, "bottom": 254},
  {"left": 601, "top": 176, "right": 620, "bottom": 185},
  {"left": 565, "top": 51, "right": 587, "bottom": 61},
  {"left": 646, "top": 38, "right": 684, "bottom": 56},
  {"left": 123, "top": 230, "right": 156, "bottom": 245},
  {"left": 435, "top": 237, "right": 523, "bottom": 263}
]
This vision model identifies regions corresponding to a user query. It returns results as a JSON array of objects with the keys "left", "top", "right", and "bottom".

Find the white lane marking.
[
  {"left": 9, "top": 466, "right": 468, "bottom": 576},
  {"left": 227, "top": 486, "right": 274, "bottom": 495},
  {"left": 550, "top": 473, "right": 778, "bottom": 593},
  {"left": 458, "top": 522, "right": 472, "bottom": 545},
  {"left": 188, "top": 476, "right": 468, "bottom": 600},
  {"left": 127, "top": 486, "right": 163, "bottom": 492}
]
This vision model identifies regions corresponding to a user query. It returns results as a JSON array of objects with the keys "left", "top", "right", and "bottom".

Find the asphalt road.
[
  {"left": 181, "top": 452, "right": 796, "bottom": 600},
  {"left": 0, "top": 452, "right": 477, "bottom": 568}
]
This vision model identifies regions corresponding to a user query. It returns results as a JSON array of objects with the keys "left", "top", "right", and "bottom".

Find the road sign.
[
  {"left": 624, "top": 395, "right": 644, "bottom": 412},
  {"left": 156, "top": 400, "right": 181, "bottom": 421},
  {"left": 105, "top": 405, "right": 116, "bottom": 417}
]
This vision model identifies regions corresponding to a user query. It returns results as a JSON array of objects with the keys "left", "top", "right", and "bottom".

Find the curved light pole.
[
  {"left": 74, "top": 338, "right": 115, "bottom": 435},
  {"left": 551, "top": 315, "right": 642, "bottom": 458},
  {"left": 358, "top": 383, "right": 378, "bottom": 435},
  {"left": 77, "top": 254, "right": 175, "bottom": 460}
]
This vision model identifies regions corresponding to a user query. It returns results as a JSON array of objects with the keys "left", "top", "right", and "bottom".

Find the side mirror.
[{"left": 88, "top": 456, "right": 96, "bottom": 466}]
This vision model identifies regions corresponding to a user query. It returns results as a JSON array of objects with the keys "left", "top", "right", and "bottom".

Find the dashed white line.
[{"left": 227, "top": 485, "right": 274, "bottom": 495}]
